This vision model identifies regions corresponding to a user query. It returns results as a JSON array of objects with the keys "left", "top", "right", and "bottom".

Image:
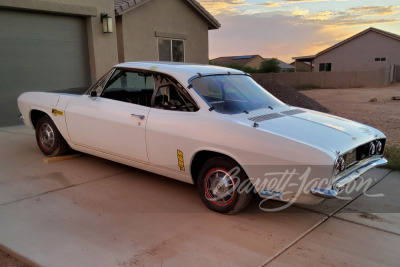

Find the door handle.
[{"left": 131, "top": 114, "right": 145, "bottom": 120}]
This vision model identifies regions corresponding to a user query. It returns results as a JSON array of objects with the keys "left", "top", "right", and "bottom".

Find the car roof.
[{"left": 114, "top": 61, "right": 245, "bottom": 84}]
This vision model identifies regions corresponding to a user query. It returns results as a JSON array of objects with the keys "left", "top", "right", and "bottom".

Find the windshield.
[{"left": 190, "top": 75, "right": 284, "bottom": 114}]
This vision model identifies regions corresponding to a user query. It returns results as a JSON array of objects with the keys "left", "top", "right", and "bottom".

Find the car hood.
[{"left": 230, "top": 106, "right": 385, "bottom": 156}]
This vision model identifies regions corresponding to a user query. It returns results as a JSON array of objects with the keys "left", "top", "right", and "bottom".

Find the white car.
[{"left": 18, "top": 62, "right": 387, "bottom": 214}]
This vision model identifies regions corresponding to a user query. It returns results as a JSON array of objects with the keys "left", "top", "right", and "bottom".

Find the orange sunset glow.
[{"left": 199, "top": 0, "right": 400, "bottom": 62}]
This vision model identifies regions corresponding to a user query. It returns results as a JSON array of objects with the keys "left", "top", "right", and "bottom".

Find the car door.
[
  {"left": 146, "top": 75, "right": 200, "bottom": 172},
  {"left": 65, "top": 69, "right": 154, "bottom": 163}
]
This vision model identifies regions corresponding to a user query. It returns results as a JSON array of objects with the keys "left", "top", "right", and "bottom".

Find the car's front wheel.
[
  {"left": 197, "top": 157, "right": 253, "bottom": 214},
  {"left": 35, "top": 115, "right": 69, "bottom": 157}
]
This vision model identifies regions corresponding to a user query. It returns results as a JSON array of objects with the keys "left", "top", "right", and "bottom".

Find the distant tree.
[
  {"left": 258, "top": 58, "right": 281, "bottom": 73},
  {"left": 227, "top": 63, "right": 258, "bottom": 73}
]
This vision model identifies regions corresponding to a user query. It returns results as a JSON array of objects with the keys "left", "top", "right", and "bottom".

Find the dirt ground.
[
  {"left": 303, "top": 86, "right": 400, "bottom": 148},
  {"left": 0, "top": 248, "right": 30, "bottom": 267}
]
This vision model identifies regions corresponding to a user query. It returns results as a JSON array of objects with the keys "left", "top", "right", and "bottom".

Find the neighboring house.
[
  {"left": 115, "top": 0, "right": 220, "bottom": 64},
  {"left": 290, "top": 61, "right": 314, "bottom": 72},
  {"left": 293, "top": 27, "right": 400, "bottom": 72},
  {"left": 264, "top": 58, "right": 294, "bottom": 72},
  {"left": 211, "top": 55, "right": 264, "bottom": 69},
  {"left": 0, "top": 0, "right": 218, "bottom": 126},
  {"left": 211, "top": 55, "right": 293, "bottom": 72}
]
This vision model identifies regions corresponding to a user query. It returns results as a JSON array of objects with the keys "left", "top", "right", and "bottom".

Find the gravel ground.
[
  {"left": 302, "top": 86, "right": 400, "bottom": 148},
  {"left": 260, "top": 80, "right": 329, "bottom": 113},
  {"left": 261, "top": 80, "right": 399, "bottom": 147}
]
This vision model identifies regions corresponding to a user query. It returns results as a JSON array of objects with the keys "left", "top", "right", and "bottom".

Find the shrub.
[
  {"left": 227, "top": 63, "right": 258, "bottom": 73},
  {"left": 258, "top": 58, "right": 281, "bottom": 73},
  {"left": 384, "top": 145, "right": 400, "bottom": 170}
]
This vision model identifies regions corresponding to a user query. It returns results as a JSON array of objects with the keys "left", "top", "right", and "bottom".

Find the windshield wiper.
[
  {"left": 268, "top": 106, "right": 274, "bottom": 110},
  {"left": 243, "top": 110, "right": 249, "bottom": 114},
  {"left": 209, "top": 106, "right": 215, "bottom": 112}
]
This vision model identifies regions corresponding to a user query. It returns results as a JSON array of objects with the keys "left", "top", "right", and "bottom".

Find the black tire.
[
  {"left": 197, "top": 157, "right": 253, "bottom": 214},
  {"left": 35, "top": 115, "right": 69, "bottom": 157}
]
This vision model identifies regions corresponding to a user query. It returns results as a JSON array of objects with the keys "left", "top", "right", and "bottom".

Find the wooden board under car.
[{"left": 43, "top": 153, "right": 81, "bottom": 163}]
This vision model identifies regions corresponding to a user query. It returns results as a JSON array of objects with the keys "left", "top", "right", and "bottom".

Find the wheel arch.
[
  {"left": 30, "top": 109, "right": 50, "bottom": 128},
  {"left": 190, "top": 150, "right": 248, "bottom": 185}
]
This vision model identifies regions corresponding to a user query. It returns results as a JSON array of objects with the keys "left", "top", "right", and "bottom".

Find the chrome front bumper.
[{"left": 310, "top": 157, "right": 388, "bottom": 199}]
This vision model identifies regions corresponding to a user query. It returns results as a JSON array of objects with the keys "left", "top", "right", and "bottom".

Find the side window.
[
  {"left": 153, "top": 76, "right": 198, "bottom": 112},
  {"left": 101, "top": 70, "right": 154, "bottom": 107},
  {"left": 87, "top": 70, "right": 114, "bottom": 96}
]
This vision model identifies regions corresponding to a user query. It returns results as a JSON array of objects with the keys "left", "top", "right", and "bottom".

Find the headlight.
[
  {"left": 376, "top": 140, "right": 382, "bottom": 154},
  {"left": 334, "top": 156, "right": 345, "bottom": 176},
  {"left": 369, "top": 142, "right": 376, "bottom": 156},
  {"left": 339, "top": 157, "right": 345, "bottom": 171}
]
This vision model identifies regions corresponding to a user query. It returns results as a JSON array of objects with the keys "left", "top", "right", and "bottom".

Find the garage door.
[{"left": 0, "top": 9, "right": 91, "bottom": 126}]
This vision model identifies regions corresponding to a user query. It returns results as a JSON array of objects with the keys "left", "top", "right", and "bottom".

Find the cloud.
[
  {"left": 306, "top": 11, "right": 333, "bottom": 20},
  {"left": 259, "top": 1, "right": 281, "bottom": 8},
  {"left": 198, "top": 0, "right": 248, "bottom": 15},
  {"left": 203, "top": 1, "right": 400, "bottom": 62},
  {"left": 284, "top": 0, "right": 329, "bottom": 3},
  {"left": 326, "top": 19, "right": 398, "bottom": 27},
  {"left": 347, "top": 6, "right": 400, "bottom": 17},
  {"left": 292, "top": 7, "right": 309, "bottom": 16},
  {"left": 292, "top": 5, "right": 400, "bottom": 28},
  {"left": 208, "top": 12, "right": 353, "bottom": 62}
]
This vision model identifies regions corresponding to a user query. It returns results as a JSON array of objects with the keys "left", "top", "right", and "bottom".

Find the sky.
[{"left": 197, "top": 0, "right": 400, "bottom": 63}]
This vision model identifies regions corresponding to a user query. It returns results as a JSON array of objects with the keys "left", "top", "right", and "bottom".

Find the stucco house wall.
[
  {"left": 116, "top": 0, "right": 210, "bottom": 64},
  {"left": 314, "top": 31, "right": 400, "bottom": 72},
  {"left": 291, "top": 61, "right": 313, "bottom": 72},
  {"left": 247, "top": 56, "right": 264, "bottom": 69},
  {"left": 211, "top": 55, "right": 264, "bottom": 69}
]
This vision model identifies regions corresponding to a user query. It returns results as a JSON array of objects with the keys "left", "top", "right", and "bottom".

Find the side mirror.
[{"left": 90, "top": 90, "right": 97, "bottom": 98}]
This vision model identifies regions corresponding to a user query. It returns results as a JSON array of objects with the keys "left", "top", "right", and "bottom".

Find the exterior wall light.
[{"left": 101, "top": 13, "right": 113, "bottom": 33}]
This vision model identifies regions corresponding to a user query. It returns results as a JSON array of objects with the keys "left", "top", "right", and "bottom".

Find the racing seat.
[{"left": 154, "top": 94, "right": 169, "bottom": 107}]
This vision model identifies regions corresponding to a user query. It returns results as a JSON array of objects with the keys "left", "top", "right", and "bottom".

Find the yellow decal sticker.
[
  {"left": 177, "top": 150, "right": 185, "bottom": 171},
  {"left": 51, "top": 109, "right": 64, "bottom": 116}
]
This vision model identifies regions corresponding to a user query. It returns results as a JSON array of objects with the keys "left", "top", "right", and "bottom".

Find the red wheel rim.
[
  {"left": 39, "top": 122, "right": 55, "bottom": 151},
  {"left": 204, "top": 168, "right": 237, "bottom": 206}
]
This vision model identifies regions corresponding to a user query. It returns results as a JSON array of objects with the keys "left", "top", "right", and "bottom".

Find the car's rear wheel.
[
  {"left": 197, "top": 157, "right": 253, "bottom": 214},
  {"left": 35, "top": 115, "right": 69, "bottom": 157}
]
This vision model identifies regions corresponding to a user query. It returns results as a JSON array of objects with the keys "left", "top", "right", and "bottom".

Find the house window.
[
  {"left": 158, "top": 38, "right": 184, "bottom": 62},
  {"left": 319, "top": 63, "right": 331, "bottom": 72},
  {"left": 375, "top": 57, "right": 386, "bottom": 61}
]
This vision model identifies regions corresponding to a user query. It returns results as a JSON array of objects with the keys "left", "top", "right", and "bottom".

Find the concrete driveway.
[{"left": 0, "top": 126, "right": 399, "bottom": 267}]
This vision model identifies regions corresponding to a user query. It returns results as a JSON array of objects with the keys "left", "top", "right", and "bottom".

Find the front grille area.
[
  {"left": 356, "top": 138, "right": 386, "bottom": 161},
  {"left": 343, "top": 149, "right": 357, "bottom": 168},
  {"left": 343, "top": 138, "right": 386, "bottom": 170}
]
